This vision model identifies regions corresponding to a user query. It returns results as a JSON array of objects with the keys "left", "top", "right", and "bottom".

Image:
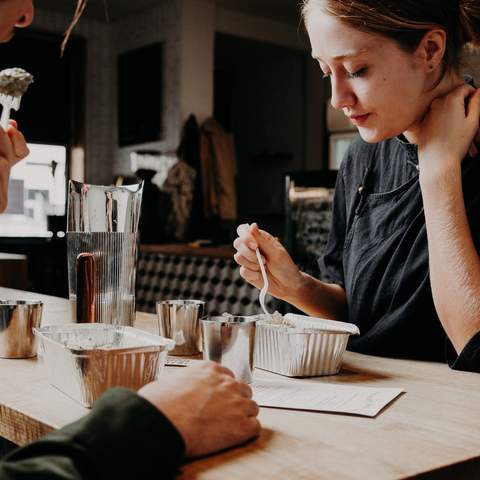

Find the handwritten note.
[{"left": 252, "top": 378, "right": 403, "bottom": 417}]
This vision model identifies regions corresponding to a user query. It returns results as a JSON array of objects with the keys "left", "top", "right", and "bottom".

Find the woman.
[{"left": 234, "top": 0, "right": 480, "bottom": 372}]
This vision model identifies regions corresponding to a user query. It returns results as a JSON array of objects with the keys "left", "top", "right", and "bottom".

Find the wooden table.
[{"left": 1, "top": 288, "right": 480, "bottom": 479}]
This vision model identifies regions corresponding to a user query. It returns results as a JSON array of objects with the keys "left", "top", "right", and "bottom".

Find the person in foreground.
[
  {"left": 234, "top": 0, "right": 480, "bottom": 373},
  {"left": 0, "top": 362, "right": 260, "bottom": 479},
  {"left": 0, "top": 1, "right": 260, "bottom": 479},
  {"left": 0, "top": 0, "right": 32, "bottom": 213}
]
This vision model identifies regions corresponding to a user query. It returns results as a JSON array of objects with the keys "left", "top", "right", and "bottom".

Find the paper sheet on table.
[{"left": 252, "top": 378, "right": 403, "bottom": 417}]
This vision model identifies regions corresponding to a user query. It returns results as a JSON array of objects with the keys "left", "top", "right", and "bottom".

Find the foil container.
[
  {"left": 34, "top": 324, "right": 175, "bottom": 407},
  {"left": 254, "top": 314, "right": 360, "bottom": 377}
]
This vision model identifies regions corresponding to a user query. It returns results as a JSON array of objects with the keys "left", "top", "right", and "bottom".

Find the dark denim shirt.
[{"left": 322, "top": 135, "right": 480, "bottom": 372}]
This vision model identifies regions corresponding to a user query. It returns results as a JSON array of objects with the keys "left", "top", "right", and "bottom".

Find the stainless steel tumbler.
[
  {"left": 0, "top": 300, "right": 43, "bottom": 358},
  {"left": 201, "top": 316, "right": 257, "bottom": 383},
  {"left": 156, "top": 300, "right": 205, "bottom": 356}
]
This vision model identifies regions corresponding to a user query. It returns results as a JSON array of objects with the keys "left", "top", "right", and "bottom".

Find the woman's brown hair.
[
  {"left": 301, "top": 0, "right": 480, "bottom": 72},
  {"left": 61, "top": 0, "right": 87, "bottom": 55}
]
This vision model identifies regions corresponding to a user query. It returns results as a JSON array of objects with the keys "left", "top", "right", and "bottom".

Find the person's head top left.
[{"left": 0, "top": 0, "right": 34, "bottom": 43}]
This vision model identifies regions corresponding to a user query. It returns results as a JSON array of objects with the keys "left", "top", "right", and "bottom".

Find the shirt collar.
[{"left": 395, "top": 134, "right": 418, "bottom": 161}]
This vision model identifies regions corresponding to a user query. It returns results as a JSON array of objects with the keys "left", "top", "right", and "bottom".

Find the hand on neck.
[{"left": 403, "top": 69, "right": 465, "bottom": 144}]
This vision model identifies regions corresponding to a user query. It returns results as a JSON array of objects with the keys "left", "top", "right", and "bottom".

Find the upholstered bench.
[{"left": 136, "top": 245, "right": 274, "bottom": 316}]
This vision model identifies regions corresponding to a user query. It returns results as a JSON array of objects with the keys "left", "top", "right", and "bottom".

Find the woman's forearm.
[
  {"left": 420, "top": 163, "right": 480, "bottom": 353},
  {"left": 285, "top": 272, "right": 348, "bottom": 321}
]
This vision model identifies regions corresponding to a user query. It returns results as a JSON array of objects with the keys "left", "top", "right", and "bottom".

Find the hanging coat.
[{"left": 200, "top": 118, "right": 237, "bottom": 221}]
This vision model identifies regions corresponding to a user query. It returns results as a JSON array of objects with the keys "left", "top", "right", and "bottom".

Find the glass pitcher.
[{"left": 66, "top": 180, "right": 143, "bottom": 325}]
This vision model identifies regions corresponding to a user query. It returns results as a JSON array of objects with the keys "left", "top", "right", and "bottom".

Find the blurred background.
[{"left": 0, "top": 0, "right": 478, "bottom": 314}]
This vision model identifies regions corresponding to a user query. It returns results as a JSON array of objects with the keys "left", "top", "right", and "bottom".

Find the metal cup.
[
  {"left": 0, "top": 300, "right": 43, "bottom": 358},
  {"left": 156, "top": 300, "right": 205, "bottom": 356},
  {"left": 201, "top": 316, "right": 257, "bottom": 383}
]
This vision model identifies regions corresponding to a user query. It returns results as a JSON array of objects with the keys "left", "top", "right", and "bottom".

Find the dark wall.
[
  {"left": 0, "top": 29, "right": 85, "bottom": 148},
  {"left": 118, "top": 42, "right": 163, "bottom": 146},
  {"left": 215, "top": 33, "right": 310, "bottom": 231}
]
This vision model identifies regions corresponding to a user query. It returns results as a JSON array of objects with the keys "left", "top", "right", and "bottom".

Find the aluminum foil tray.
[
  {"left": 254, "top": 314, "right": 360, "bottom": 377},
  {"left": 34, "top": 324, "right": 175, "bottom": 408}
]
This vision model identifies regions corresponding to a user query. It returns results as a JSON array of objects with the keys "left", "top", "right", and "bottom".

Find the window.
[
  {"left": 0, "top": 144, "right": 66, "bottom": 237},
  {"left": 328, "top": 132, "right": 358, "bottom": 170}
]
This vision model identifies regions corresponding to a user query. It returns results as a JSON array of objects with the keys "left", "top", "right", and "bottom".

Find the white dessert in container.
[{"left": 254, "top": 313, "right": 360, "bottom": 377}]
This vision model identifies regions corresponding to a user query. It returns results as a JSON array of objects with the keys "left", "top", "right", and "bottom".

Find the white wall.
[
  {"left": 113, "top": 0, "right": 311, "bottom": 176},
  {"left": 33, "top": 1, "right": 329, "bottom": 184},
  {"left": 111, "top": 0, "right": 182, "bottom": 177},
  {"left": 33, "top": 2, "right": 184, "bottom": 184},
  {"left": 179, "top": 0, "right": 215, "bottom": 124}
]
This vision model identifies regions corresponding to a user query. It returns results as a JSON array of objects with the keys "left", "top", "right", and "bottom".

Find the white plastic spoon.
[
  {"left": 255, "top": 247, "right": 271, "bottom": 315},
  {"left": 0, "top": 94, "right": 20, "bottom": 130}
]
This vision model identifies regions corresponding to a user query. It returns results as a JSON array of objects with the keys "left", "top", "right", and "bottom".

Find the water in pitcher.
[
  {"left": 67, "top": 232, "right": 137, "bottom": 325},
  {"left": 66, "top": 180, "right": 142, "bottom": 326}
]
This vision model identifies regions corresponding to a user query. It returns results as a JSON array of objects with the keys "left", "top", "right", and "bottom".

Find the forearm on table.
[
  {"left": 285, "top": 272, "right": 348, "bottom": 321},
  {"left": 0, "top": 389, "right": 185, "bottom": 480},
  {"left": 420, "top": 165, "right": 480, "bottom": 353}
]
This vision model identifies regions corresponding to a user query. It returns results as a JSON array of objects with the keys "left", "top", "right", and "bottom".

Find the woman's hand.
[
  {"left": 233, "top": 223, "right": 303, "bottom": 302},
  {"left": 417, "top": 85, "right": 480, "bottom": 178},
  {"left": 468, "top": 126, "right": 480, "bottom": 158},
  {"left": 0, "top": 120, "right": 29, "bottom": 212}
]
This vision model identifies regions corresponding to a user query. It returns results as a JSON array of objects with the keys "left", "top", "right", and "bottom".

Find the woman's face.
[
  {"left": 306, "top": 10, "right": 433, "bottom": 143},
  {"left": 0, "top": 0, "right": 34, "bottom": 43}
]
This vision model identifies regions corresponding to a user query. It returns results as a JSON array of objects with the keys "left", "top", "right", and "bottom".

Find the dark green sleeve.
[{"left": 0, "top": 388, "right": 186, "bottom": 479}]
